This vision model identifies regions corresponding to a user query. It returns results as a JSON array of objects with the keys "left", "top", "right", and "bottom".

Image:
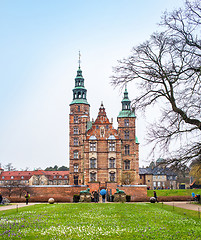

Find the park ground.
[{"left": 0, "top": 201, "right": 201, "bottom": 240}]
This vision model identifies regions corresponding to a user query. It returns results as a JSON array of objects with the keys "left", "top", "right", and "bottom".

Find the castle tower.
[
  {"left": 69, "top": 60, "right": 90, "bottom": 185},
  {"left": 117, "top": 86, "right": 139, "bottom": 185}
]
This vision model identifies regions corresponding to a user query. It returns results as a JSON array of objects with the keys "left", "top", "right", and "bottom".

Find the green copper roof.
[
  {"left": 70, "top": 99, "right": 89, "bottom": 105},
  {"left": 86, "top": 121, "right": 92, "bottom": 131},
  {"left": 135, "top": 136, "right": 139, "bottom": 144},
  {"left": 117, "top": 110, "right": 135, "bottom": 118}
]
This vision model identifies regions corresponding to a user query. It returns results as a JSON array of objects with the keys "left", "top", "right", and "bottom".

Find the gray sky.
[{"left": 0, "top": 0, "right": 184, "bottom": 170}]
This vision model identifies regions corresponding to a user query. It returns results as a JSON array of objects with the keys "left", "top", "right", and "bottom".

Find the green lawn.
[
  {"left": 147, "top": 189, "right": 201, "bottom": 197},
  {"left": 0, "top": 203, "right": 201, "bottom": 239}
]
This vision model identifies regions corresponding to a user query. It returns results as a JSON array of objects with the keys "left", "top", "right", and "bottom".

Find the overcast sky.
[{"left": 0, "top": 0, "right": 185, "bottom": 170}]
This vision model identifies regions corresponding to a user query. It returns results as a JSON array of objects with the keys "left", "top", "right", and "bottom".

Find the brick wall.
[{"left": 0, "top": 184, "right": 147, "bottom": 202}]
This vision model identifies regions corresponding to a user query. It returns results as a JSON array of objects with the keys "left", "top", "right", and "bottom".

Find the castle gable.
[{"left": 86, "top": 103, "right": 119, "bottom": 140}]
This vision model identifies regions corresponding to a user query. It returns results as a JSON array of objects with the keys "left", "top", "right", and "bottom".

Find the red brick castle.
[{"left": 69, "top": 62, "right": 140, "bottom": 189}]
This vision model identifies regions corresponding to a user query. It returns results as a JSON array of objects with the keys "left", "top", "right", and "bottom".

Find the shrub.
[
  {"left": 126, "top": 195, "right": 131, "bottom": 202},
  {"left": 73, "top": 194, "right": 80, "bottom": 203}
]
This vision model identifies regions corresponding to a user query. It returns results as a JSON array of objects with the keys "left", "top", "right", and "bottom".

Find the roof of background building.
[
  {"left": 0, "top": 170, "right": 69, "bottom": 181},
  {"left": 139, "top": 167, "right": 176, "bottom": 176}
]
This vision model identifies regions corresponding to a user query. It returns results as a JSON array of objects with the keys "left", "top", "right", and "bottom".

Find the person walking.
[
  {"left": 153, "top": 191, "right": 158, "bottom": 203},
  {"left": 0, "top": 192, "right": 2, "bottom": 204},
  {"left": 25, "top": 191, "right": 30, "bottom": 205},
  {"left": 93, "top": 190, "right": 99, "bottom": 203}
]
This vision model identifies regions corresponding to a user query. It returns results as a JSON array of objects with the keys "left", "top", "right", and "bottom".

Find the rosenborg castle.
[{"left": 68, "top": 63, "right": 140, "bottom": 189}]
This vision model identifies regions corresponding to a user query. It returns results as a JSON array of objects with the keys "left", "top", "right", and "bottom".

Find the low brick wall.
[{"left": 0, "top": 184, "right": 148, "bottom": 203}]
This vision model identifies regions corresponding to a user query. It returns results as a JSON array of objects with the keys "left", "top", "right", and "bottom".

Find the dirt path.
[{"left": 163, "top": 201, "right": 201, "bottom": 211}]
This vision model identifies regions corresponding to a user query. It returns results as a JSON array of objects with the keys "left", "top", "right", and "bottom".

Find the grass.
[
  {"left": 0, "top": 203, "right": 201, "bottom": 239},
  {"left": 147, "top": 189, "right": 201, "bottom": 197}
]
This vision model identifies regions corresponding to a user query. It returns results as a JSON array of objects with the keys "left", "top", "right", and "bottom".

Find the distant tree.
[
  {"left": 45, "top": 165, "right": 69, "bottom": 171},
  {"left": 190, "top": 161, "right": 201, "bottom": 185},
  {"left": 58, "top": 166, "right": 69, "bottom": 171},
  {"left": 4, "top": 163, "right": 16, "bottom": 171},
  {"left": 112, "top": 0, "right": 201, "bottom": 168},
  {"left": 121, "top": 172, "right": 134, "bottom": 185}
]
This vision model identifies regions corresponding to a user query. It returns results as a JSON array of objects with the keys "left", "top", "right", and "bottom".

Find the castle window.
[
  {"left": 59, "top": 176, "right": 62, "bottom": 179},
  {"left": 74, "top": 165, "right": 78, "bottom": 173},
  {"left": 74, "top": 116, "right": 78, "bottom": 123},
  {"left": 21, "top": 176, "right": 24, "bottom": 179},
  {"left": 124, "top": 131, "right": 129, "bottom": 139},
  {"left": 90, "top": 172, "right": 96, "bottom": 182},
  {"left": 109, "top": 172, "right": 115, "bottom": 182},
  {"left": 109, "top": 158, "right": 115, "bottom": 168},
  {"left": 109, "top": 142, "right": 115, "bottom": 151},
  {"left": 74, "top": 127, "right": 78, "bottom": 134},
  {"left": 125, "top": 145, "right": 130, "bottom": 155},
  {"left": 2, "top": 176, "right": 4, "bottom": 179},
  {"left": 90, "top": 158, "right": 96, "bottom": 169},
  {"left": 90, "top": 142, "right": 96, "bottom": 151},
  {"left": 96, "top": 125, "right": 99, "bottom": 129},
  {"left": 54, "top": 175, "right": 57, "bottom": 179},
  {"left": 74, "top": 151, "right": 79, "bottom": 159},
  {"left": 124, "top": 119, "right": 129, "bottom": 127},
  {"left": 11, "top": 176, "right": 14, "bottom": 179},
  {"left": 124, "top": 160, "right": 130, "bottom": 170},
  {"left": 78, "top": 106, "right": 80, "bottom": 112},
  {"left": 74, "top": 138, "right": 78, "bottom": 146},
  {"left": 74, "top": 175, "right": 78, "bottom": 185}
]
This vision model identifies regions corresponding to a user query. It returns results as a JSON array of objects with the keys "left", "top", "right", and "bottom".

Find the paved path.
[
  {"left": 163, "top": 201, "right": 201, "bottom": 211},
  {"left": 0, "top": 202, "right": 200, "bottom": 212},
  {"left": 0, "top": 203, "right": 39, "bottom": 211}
]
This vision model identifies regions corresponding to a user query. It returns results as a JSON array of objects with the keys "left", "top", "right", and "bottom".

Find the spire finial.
[
  {"left": 125, "top": 82, "right": 127, "bottom": 91},
  {"left": 78, "top": 51, "right": 81, "bottom": 68}
]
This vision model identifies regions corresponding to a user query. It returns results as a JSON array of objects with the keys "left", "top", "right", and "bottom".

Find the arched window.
[
  {"left": 74, "top": 116, "right": 78, "bottom": 123},
  {"left": 90, "top": 158, "right": 96, "bottom": 168},
  {"left": 74, "top": 138, "right": 78, "bottom": 146},
  {"left": 124, "top": 160, "right": 130, "bottom": 170},
  {"left": 74, "top": 127, "right": 78, "bottom": 134},
  {"left": 74, "top": 165, "right": 78, "bottom": 173},
  {"left": 90, "top": 142, "right": 96, "bottom": 151},
  {"left": 109, "top": 172, "right": 115, "bottom": 182},
  {"left": 125, "top": 145, "right": 130, "bottom": 155},
  {"left": 74, "top": 151, "right": 79, "bottom": 159},
  {"left": 109, "top": 158, "right": 115, "bottom": 168},
  {"left": 109, "top": 142, "right": 115, "bottom": 151},
  {"left": 124, "top": 119, "right": 129, "bottom": 127},
  {"left": 90, "top": 172, "right": 96, "bottom": 182},
  {"left": 124, "top": 131, "right": 129, "bottom": 139}
]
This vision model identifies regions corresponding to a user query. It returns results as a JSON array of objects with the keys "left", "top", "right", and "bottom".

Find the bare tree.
[
  {"left": 111, "top": 0, "right": 201, "bottom": 167},
  {"left": 4, "top": 163, "right": 16, "bottom": 171}
]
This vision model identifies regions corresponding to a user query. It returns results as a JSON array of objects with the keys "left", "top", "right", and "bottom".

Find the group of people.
[{"left": 92, "top": 190, "right": 106, "bottom": 203}]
